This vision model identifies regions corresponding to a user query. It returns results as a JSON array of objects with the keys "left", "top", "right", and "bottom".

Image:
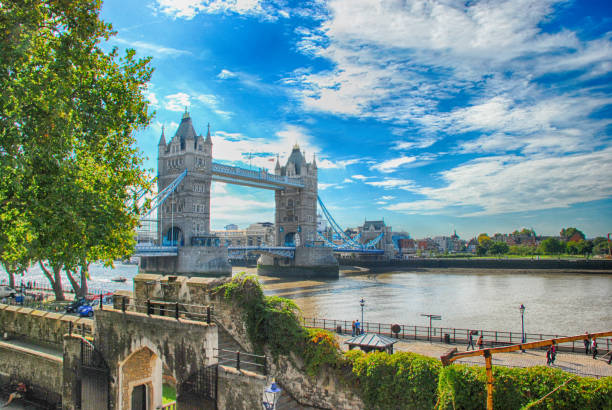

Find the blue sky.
[{"left": 100, "top": 0, "right": 612, "bottom": 239}]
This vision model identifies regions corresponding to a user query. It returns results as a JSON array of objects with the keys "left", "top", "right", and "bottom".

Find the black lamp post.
[
  {"left": 519, "top": 304, "right": 526, "bottom": 351},
  {"left": 360, "top": 298, "right": 365, "bottom": 329},
  {"left": 262, "top": 381, "right": 282, "bottom": 410}
]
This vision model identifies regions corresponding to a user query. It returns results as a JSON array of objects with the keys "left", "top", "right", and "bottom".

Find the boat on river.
[{"left": 111, "top": 276, "right": 127, "bottom": 283}]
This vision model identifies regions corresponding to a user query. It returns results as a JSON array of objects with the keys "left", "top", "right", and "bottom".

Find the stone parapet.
[{"left": 139, "top": 246, "right": 232, "bottom": 276}]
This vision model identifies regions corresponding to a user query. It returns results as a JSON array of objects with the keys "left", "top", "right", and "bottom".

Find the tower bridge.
[{"left": 136, "top": 111, "right": 338, "bottom": 278}]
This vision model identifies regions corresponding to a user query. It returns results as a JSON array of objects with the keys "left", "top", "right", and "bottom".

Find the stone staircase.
[{"left": 215, "top": 321, "right": 264, "bottom": 374}]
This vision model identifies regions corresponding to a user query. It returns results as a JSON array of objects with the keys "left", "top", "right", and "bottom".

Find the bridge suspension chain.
[{"left": 317, "top": 195, "right": 384, "bottom": 250}]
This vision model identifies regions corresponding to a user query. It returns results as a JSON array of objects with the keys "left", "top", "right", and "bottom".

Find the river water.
[{"left": 6, "top": 264, "right": 611, "bottom": 336}]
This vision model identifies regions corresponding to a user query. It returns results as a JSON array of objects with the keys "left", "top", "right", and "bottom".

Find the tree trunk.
[
  {"left": 80, "top": 264, "right": 89, "bottom": 299},
  {"left": 39, "top": 261, "right": 65, "bottom": 301},
  {"left": 1, "top": 262, "right": 17, "bottom": 289},
  {"left": 66, "top": 268, "right": 81, "bottom": 298}
]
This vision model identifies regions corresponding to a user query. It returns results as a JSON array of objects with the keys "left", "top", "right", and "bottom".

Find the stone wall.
[
  {"left": 0, "top": 340, "right": 63, "bottom": 406},
  {"left": 0, "top": 304, "right": 92, "bottom": 346},
  {"left": 94, "top": 308, "right": 216, "bottom": 409},
  {"left": 267, "top": 351, "right": 363, "bottom": 410},
  {"left": 131, "top": 274, "right": 254, "bottom": 352},
  {"left": 129, "top": 274, "right": 363, "bottom": 409},
  {"left": 216, "top": 365, "right": 267, "bottom": 410},
  {"left": 257, "top": 247, "right": 339, "bottom": 279},
  {"left": 140, "top": 246, "right": 231, "bottom": 277}
]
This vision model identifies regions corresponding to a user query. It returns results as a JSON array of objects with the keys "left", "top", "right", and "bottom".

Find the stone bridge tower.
[
  {"left": 274, "top": 144, "right": 318, "bottom": 246},
  {"left": 157, "top": 110, "right": 213, "bottom": 246}
]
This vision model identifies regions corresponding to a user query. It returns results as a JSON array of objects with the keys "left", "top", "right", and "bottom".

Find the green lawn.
[{"left": 162, "top": 384, "right": 176, "bottom": 404}]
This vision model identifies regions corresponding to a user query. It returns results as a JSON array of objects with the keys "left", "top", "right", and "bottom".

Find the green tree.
[
  {"left": 489, "top": 241, "right": 509, "bottom": 256},
  {"left": 1, "top": 0, "right": 153, "bottom": 299},
  {"left": 539, "top": 238, "right": 566, "bottom": 255},
  {"left": 476, "top": 237, "right": 492, "bottom": 256},
  {"left": 591, "top": 237, "right": 609, "bottom": 255},
  {"left": 560, "top": 227, "right": 585, "bottom": 241}
]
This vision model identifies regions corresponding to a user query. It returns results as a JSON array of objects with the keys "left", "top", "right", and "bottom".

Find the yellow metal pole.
[{"left": 485, "top": 350, "right": 493, "bottom": 410}]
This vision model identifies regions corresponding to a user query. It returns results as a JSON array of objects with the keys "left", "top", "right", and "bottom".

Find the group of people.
[
  {"left": 351, "top": 320, "right": 363, "bottom": 336},
  {"left": 466, "top": 330, "right": 484, "bottom": 350}
]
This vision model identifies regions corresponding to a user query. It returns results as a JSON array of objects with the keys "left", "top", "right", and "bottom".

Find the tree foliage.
[
  {"left": 0, "top": 0, "right": 153, "bottom": 298},
  {"left": 560, "top": 227, "right": 585, "bottom": 241}
]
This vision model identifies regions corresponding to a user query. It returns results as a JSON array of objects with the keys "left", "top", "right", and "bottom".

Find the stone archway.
[
  {"left": 165, "top": 226, "right": 184, "bottom": 246},
  {"left": 118, "top": 346, "right": 162, "bottom": 410}
]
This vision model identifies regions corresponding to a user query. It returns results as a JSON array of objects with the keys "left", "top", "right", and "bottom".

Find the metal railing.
[
  {"left": 112, "top": 299, "right": 214, "bottom": 324},
  {"left": 160, "top": 402, "right": 176, "bottom": 410},
  {"left": 302, "top": 317, "right": 612, "bottom": 354},
  {"left": 212, "top": 162, "right": 304, "bottom": 187},
  {"left": 214, "top": 348, "right": 267, "bottom": 374}
]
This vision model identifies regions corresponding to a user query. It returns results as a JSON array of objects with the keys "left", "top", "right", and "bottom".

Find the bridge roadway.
[
  {"left": 134, "top": 244, "right": 384, "bottom": 258},
  {"left": 211, "top": 162, "right": 304, "bottom": 190}
]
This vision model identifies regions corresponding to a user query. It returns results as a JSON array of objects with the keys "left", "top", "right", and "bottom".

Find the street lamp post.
[
  {"left": 359, "top": 298, "right": 365, "bottom": 328},
  {"left": 519, "top": 304, "right": 526, "bottom": 352},
  {"left": 262, "top": 381, "right": 282, "bottom": 410}
]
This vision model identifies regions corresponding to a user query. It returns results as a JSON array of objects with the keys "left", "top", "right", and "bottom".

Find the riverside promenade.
[{"left": 335, "top": 335, "right": 612, "bottom": 378}]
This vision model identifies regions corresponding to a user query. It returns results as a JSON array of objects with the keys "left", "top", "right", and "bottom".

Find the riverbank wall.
[{"left": 338, "top": 257, "right": 612, "bottom": 272}]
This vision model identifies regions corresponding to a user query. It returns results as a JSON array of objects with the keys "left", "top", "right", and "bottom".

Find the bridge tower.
[
  {"left": 157, "top": 110, "right": 212, "bottom": 245},
  {"left": 274, "top": 144, "right": 318, "bottom": 246},
  {"left": 140, "top": 111, "right": 230, "bottom": 276}
]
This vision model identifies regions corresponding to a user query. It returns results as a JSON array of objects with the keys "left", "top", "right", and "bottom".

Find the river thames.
[{"left": 9, "top": 264, "right": 612, "bottom": 336}]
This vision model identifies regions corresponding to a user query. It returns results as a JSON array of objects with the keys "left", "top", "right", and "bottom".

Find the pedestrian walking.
[
  {"left": 584, "top": 332, "right": 591, "bottom": 355},
  {"left": 550, "top": 342, "right": 556, "bottom": 365},
  {"left": 351, "top": 320, "right": 356, "bottom": 337},
  {"left": 355, "top": 320, "right": 361, "bottom": 336},
  {"left": 546, "top": 346, "right": 552, "bottom": 365},
  {"left": 477, "top": 334, "right": 484, "bottom": 350},
  {"left": 592, "top": 338, "right": 598, "bottom": 359},
  {"left": 467, "top": 331, "right": 475, "bottom": 350}
]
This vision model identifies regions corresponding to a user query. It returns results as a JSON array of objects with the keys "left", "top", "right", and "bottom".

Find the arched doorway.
[
  {"left": 165, "top": 227, "right": 184, "bottom": 246},
  {"left": 284, "top": 232, "right": 296, "bottom": 246},
  {"left": 119, "top": 347, "right": 162, "bottom": 410}
]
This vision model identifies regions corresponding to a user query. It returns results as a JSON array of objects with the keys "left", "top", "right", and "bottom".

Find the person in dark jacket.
[
  {"left": 467, "top": 331, "right": 475, "bottom": 351},
  {"left": 584, "top": 332, "right": 591, "bottom": 355}
]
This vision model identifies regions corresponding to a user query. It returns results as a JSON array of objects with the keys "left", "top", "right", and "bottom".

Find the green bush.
[
  {"left": 437, "top": 364, "right": 612, "bottom": 410},
  {"left": 347, "top": 350, "right": 441, "bottom": 409},
  {"left": 215, "top": 274, "right": 344, "bottom": 376}
]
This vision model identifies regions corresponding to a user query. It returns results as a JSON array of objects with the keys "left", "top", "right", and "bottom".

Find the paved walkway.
[{"left": 337, "top": 335, "right": 612, "bottom": 378}]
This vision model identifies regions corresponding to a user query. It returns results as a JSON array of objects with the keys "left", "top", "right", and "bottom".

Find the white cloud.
[
  {"left": 318, "top": 183, "right": 336, "bottom": 190},
  {"left": 211, "top": 193, "right": 274, "bottom": 224},
  {"left": 370, "top": 156, "right": 417, "bottom": 173},
  {"left": 393, "top": 138, "right": 437, "bottom": 150},
  {"left": 351, "top": 174, "right": 371, "bottom": 181},
  {"left": 381, "top": 196, "right": 395, "bottom": 200},
  {"left": 342, "top": 178, "right": 354, "bottom": 183},
  {"left": 163, "top": 91, "right": 233, "bottom": 118},
  {"left": 386, "top": 147, "right": 612, "bottom": 216},
  {"left": 113, "top": 38, "right": 191, "bottom": 57},
  {"left": 217, "top": 69, "right": 237, "bottom": 79},
  {"left": 164, "top": 92, "right": 191, "bottom": 112},
  {"left": 155, "top": 0, "right": 268, "bottom": 20},
  {"left": 287, "top": 0, "right": 611, "bottom": 147},
  {"left": 365, "top": 178, "right": 417, "bottom": 190}
]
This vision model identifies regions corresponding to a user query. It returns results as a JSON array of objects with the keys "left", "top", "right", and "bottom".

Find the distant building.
[
  {"left": 212, "top": 222, "right": 275, "bottom": 247},
  {"left": 224, "top": 224, "right": 239, "bottom": 231},
  {"left": 316, "top": 213, "right": 327, "bottom": 233},
  {"left": 358, "top": 220, "right": 395, "bottom": 257}
]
